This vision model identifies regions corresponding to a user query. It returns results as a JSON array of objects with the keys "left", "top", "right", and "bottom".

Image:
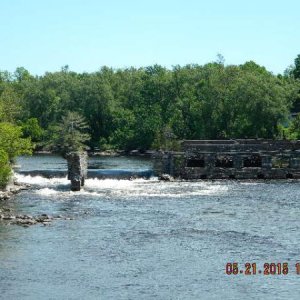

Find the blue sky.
[{"left": 0, "top": 0, "right": 299, "bottom": 75}]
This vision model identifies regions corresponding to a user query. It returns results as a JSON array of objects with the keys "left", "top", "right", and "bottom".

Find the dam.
[
  {"left": 16, "top": 140, "right": 300, "bottom": 182},
  {"left": 16, "top": 154, "right": 154, "bottom": 181},
  {"left": 153, "top": 139, "right": 300, "bottom": 179}
]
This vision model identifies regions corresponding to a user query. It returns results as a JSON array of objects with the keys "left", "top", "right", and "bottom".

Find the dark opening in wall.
[
  {"left": 243, "top": 154, "right": 262, "bottom": 167},
  {"left": 186, "top": 159, "right": 205, "bottom": 167},
  {"left": 286, "top": 173, "right": 294, "bottom": 179},
  {"left": 257, "top": 173, "right": 265, "bottom": 179},
  {"left": 229, "top": 175, "right": 236, "bottom": 179},
  {"left": 272, "top": 156, "right": 289, "bottom": 168},
  {"left": 200, "top": 174, "right": 207, "bottom": 179},
  {"left": 215, "top": 156, "right": 233, "bottom": 168}
]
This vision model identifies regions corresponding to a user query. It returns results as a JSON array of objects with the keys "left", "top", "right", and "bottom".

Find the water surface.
[{"left": 1, "top": 155, "right": 300, "bottom": 299}]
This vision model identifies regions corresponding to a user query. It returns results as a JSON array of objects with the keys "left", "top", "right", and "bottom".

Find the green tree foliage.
[
  {"left": 109, "top": 108, "right": 136, "bottom": 150},
  {"left": 0, "top": 85, "right": 21, "bottom": 122},
  {"left": 0, "top": 61, "right": 299, "bottom": 155},
  {"left": 21, "top": 118, "right": 44, "bottom": 143},
  {"left": 0, "top": 123, "right": 32, "bottom": 160},
  {"left": 282, "top": 55, "right": 300, "bottom": 115},
  {"left": 0, "top": 150, "right": 11, "bottom": 189},
  {"left": 0, "top": 69, "right": 35, "bottom": 189},
  {"left": 47, "top": 111, "right": 90, "bottom": 156},
  {"left": 288, "top": 114, "right": 300, "bottom": 139},
  {"left": 293, "top": 55, "right": 300, "bottom": 79},
  {"left": 0, "top": 122, "right": 33, "bottom": 189}
]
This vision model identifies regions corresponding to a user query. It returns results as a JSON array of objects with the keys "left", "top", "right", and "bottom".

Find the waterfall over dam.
[
  {"left": 17, "top": 168, "right": 154, "bottom": 179},
  {"left": 15, "top": 154, "right": 155, "bottom": 182}
]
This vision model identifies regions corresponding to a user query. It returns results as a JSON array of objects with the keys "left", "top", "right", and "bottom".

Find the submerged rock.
[
  {"left": 13, "top": 219, "right": 37, "bottom": 226},
  {"left": 0, "top": 212, "right": 73, "bottom": 227},
  {"left": 2, "top": 215, "right": 16, "bottom": 220}
]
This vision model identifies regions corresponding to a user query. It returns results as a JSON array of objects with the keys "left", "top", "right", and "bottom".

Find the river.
[{"left": 1, "top": 154, "right": 300, "bottom": 299}]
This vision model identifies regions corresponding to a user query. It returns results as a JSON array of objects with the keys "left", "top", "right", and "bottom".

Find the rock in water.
[{"left": 159, "top": 174, "right": 174, "bottom": 181}]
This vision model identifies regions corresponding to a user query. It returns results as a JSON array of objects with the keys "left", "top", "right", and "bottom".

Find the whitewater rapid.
[{"left": 14, "top": 173, "right": 229, "bottom": 198}]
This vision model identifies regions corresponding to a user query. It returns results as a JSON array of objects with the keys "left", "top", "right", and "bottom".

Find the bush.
[
  {"left": 0, "top": 122, "right": 32, "bottom": 160},
  {"left": 0, "top": 122, "right": 33, "bottom": 189},
  {"left": 0, "top": 150, "right": 11, "bottom": 189}
]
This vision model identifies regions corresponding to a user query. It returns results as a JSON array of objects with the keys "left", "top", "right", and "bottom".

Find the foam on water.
[
  {"left": 15, "top": 173, "right": 69, "bottom": 186},
  {"left": 84, "top": 177, "right": 158, "bottom": 190},
  {"left": 15, "top": 174, "right": 228, "bottom": 199},
  {"left": 36, "top": 188, "right": 60, "bottom": 195}
]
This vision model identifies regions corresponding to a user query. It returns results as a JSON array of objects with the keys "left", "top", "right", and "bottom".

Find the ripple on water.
[{"left": 4, "top": 158, "right": 300, "bottom": 299}]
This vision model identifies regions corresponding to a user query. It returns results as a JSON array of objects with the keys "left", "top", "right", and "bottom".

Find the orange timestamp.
[{"left": 225, "top": 262, "right": 300, "bottom": 275}]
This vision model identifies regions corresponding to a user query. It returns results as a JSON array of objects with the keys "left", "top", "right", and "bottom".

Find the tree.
[
  {"left": 80, "top": 73, "right": 114, "bottom": 146},
  {"left": 0, "top": 60, "right": 298, "bottom": 154},
  {"left": 0, "top": 122, "right": 33, "bottom": 189},
  {"left": 293, "top": 54, "right": 300, "bottom": 79},
  {"left": 288, "top": 113, "right": 300, "bottom": 139},
  {"left": 0, "top": 85, "right": 21, "bottom": 122},
  {"left": 109, "top": 108, "right": 136, "bottom": 150},
  {"left": 0, "top": 122, "right": 32, "bottom": 160},
  {"left": 0, "top": 150, "right": 11, "bottom": 189},
  {"left": 21, "top": 118, "right": 44, "bottom": 143},
  {"left": 47, "top": 111, "right": 90, "bottom": 156},
  {"left": 216, "top": 53, "right": 225, "bottom": 65}
]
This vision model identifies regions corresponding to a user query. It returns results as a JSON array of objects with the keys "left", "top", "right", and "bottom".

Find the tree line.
[{"left": 1, "top": 56, "right": 300, "bottom": 186}]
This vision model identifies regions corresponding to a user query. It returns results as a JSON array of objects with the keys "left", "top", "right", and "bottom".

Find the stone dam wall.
[{"left": 153, "top": 140, "right": 300, "bottom": 179}]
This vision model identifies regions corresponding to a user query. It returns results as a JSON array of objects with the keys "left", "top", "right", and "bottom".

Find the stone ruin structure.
[
  {"left": 153, "top": 140, "right": 300, "bottom": 179},
  {"left": 66, "top": 152, "right": 88, "bottom": 191}
]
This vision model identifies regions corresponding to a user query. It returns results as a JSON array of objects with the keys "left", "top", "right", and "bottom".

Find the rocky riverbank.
[
  {"left": 0, "top": 181, "right": 30, "bottom": 201},
  {"left": 0, "top": 210, "right": 73, "bottom": 227},
  {"left": 0, "top": 176, "right": 74, "bottom": 227}
]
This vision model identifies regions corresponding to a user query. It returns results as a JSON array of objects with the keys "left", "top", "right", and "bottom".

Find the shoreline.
[
  {"left": 0, "top": 178, "right": 30, "bottom": 201},
  {"left": 33, "top": 149, "right": 159, "bottom": 158},
  {"left": 0, "top": 176, "right": 72, "bottom": 227}
]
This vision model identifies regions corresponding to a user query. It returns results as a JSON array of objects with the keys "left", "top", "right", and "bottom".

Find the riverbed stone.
[
  {"left": 0, "top": 182, "right": 30, "bottom": 201},
  {"left": 14, "top": 219, "right": 37, "bottom": 226},
  {"left": 159, "top": 174, "right": 174, "bottom": 181},
  {"left": 3, "top": 215, "right": 16, "bottom": 220},
  {"left": 0, "top": 206, "right": 74, "bottom": 226}
]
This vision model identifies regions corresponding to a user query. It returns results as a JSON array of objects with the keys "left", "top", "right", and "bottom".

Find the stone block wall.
[
  {"left": 153, "top": 140, "right": 300, "bottom": 179},
  {"left": 66, "top": 151, "right": 88, "bottom": 191}
]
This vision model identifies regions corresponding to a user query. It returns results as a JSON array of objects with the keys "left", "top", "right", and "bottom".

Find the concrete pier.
[{"left": 66, "top": 151, "right": 88, "bottom": 191}]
